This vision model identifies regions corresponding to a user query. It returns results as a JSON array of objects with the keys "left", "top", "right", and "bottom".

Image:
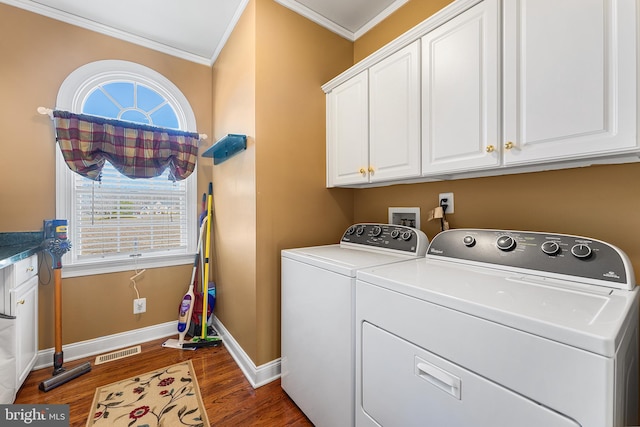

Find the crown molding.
[
  {"left": 274, "top": 0, "right": 412, "bottom": 41},
  {"left": 353, "top": 0, "right": 409, "bottom": 39},
  {"left": 274, "top": 0, "right": 354, "bottom": 40},
  {"left": 209, "top": 0, "right": 249, "bottom": 66},
  {"left": 1, "top": 0, "right": 213, "bottom": 66}
]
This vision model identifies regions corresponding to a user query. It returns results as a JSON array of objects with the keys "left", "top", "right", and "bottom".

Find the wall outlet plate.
[
  {"left": 439, "top": 192, "right": 454, "bottom": 214},
  {"left": 133, "top": 298, "right": 146, "bottom": 314}
]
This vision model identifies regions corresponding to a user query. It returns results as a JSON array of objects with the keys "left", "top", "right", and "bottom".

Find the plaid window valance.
[{"left": 53, "top": 110, "right": 200, "bottom": 181}]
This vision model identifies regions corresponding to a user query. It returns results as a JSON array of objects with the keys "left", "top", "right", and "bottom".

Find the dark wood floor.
[{"left": 15, "top": 337, "right": 313, "bottom": 426}]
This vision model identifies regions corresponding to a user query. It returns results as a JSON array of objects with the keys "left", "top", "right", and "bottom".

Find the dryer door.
[{"left": 359, "top": 322, "right": 580, "bottom": 427}]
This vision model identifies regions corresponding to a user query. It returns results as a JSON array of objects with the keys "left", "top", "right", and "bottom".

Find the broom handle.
[{"left": 201, "top": 184, "right": 213, "bottom": 339}]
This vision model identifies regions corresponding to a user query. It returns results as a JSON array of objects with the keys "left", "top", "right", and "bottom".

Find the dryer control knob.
[
  {"left": 401, "top": 231, "right": 413, "bottom": 241},
  {"left": 571, "top": 244, "right": 592, "bottom": 259},
  {"left": 390, "top": 230, "right": 400, "bottom": 239},
  {"left": 345, "top": 226, "right": 356, "bottom": 235},
  {"left": 463, "top": 235, "right": 476, "bottom": 247},
  {"left": 541, "top": 241, "right": 561, "bottom": 255},
  {"left": 496, "top": 235, "right": 516, "bottom": 251},
  {"left": 371, "top": 226, "right": 382, "bottom": 237}
]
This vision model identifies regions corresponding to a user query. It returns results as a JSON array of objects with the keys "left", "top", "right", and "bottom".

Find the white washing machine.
[
  {"left": 355, "top": 228, "right": 639, "bottom": 427},
  {"left": 281, "top": 223, "right": 429, "bottom": 427}
]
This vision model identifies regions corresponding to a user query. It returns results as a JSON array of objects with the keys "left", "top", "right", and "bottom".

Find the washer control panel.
[
  {"left": 427, "top": 228, "right": 634, "bottom": 289},
  {"left": 340, "top": 223, "right": 428, "bottom": 256}
]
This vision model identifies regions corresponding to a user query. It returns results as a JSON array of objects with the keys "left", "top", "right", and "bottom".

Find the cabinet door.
[
  {"left": 13, "top": 275, "right": 38, "bottom": 388},
  {"left": 326, "top": 71, "right": 369, "bottom": 187},
  {"left": 13, "top": 255, "right": 37, "bottom": 288},
  {"left": 369, "top": 40, "right": 421, "bottom": 182},
  {"left": 503, "top": 0, "right": 637, "bottom": 165},
  {"left": 422, "top": 0, "right": 500, "bottom": 175}
]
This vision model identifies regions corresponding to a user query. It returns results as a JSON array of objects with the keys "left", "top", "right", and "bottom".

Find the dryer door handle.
[{"left": 416, "top": 359, "right": 462, "bottom": 399}]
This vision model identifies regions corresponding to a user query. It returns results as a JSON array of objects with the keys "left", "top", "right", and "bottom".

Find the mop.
[
  {"left": 188, "top": 183, "right": 221, "bottom": 348},
  {"left": 39, "top": 219, "right": 91, "bottom": 392},
  {"left": 162, "top": 214, "right": 207, "bottom": 350},
  {"left": 163, "top": 184, "right": 220, "bottom": 349}
]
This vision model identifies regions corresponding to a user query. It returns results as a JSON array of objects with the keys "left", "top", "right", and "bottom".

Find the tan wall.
[
  {"left": 254, "top": 0, "right": 354, "bottom": 364},
  {"left": 211, "top": 0, "right": 259, "bottom": 361},
  {"left": 211, "top": 0, "right": 354, "bottom": 365},
  {"left": 352, "top": 3, "right": 640, "bottom": 279},
  {"left": 0, "top": 4, "right": 213, "bottom": 348}
]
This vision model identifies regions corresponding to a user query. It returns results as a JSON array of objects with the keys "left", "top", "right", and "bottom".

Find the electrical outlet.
[
  {"left": 133, "top": 298, "right": 146, "bottom": 314},
  {"left": 439, "top": 192, "right": 454, "bottom": 214}
]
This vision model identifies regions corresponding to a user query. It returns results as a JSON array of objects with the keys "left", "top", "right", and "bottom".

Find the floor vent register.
[{"left": 94, "top": 345, "right": 142, "bottom": 365}]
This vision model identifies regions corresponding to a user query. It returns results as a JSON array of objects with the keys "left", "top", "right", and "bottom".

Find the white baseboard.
[
  {"left": 34, "top": 321, "right": 177, "bottom": 370},
  {"left": 211, "top": 316, "right": 281, "bottom": 388},
  {"left": 34, "top": 317, "right": 282, "bottom": 389}
]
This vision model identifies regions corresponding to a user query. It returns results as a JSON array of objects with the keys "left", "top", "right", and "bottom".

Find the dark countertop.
[{"left": 0, "top": 232, "right": 42, "bottom": 269}]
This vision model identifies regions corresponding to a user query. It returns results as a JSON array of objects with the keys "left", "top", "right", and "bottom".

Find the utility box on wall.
[{"left": 388, "top": 207, "right": 420, "bottom": 229}]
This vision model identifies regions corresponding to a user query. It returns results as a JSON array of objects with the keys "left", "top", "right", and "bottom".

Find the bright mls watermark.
[{"left": 0, "top": 405, "right": 69, "bottom": 426}]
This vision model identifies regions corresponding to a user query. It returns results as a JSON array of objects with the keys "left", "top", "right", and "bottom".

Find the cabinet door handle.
[
  {"left": 26, "top": 266, "right": 34, "bottom": 272},
  {"left": 505, "top": 141, "right": 515, "bottom": 150},
  {"left": 486, "top": 145, "right": 495, "bottom": 153},
  {"left": 368, "top": 166, "right": 375, "bottom": 175},
  {"left": 17, "top": 299, "right": 25, "bottom": 305},
  {"left": 359, "top": 168, "right": 366, "bottom": 176}
]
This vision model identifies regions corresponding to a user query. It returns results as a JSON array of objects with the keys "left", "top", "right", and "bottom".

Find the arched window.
[{"left": 56, "top": 60, "right": 198, "bottom": 277}]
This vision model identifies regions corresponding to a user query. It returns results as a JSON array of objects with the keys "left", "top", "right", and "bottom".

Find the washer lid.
[
  {"left": 357, "top": 258, "right": 639, "bottom": 357},
  {"left": 282, "top": 245, "right": 417, "bottom": 277}
]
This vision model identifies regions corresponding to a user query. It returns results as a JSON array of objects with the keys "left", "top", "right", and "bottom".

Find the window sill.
[{"left": 60, "top": 253, "right": 195, "bottom": 278}]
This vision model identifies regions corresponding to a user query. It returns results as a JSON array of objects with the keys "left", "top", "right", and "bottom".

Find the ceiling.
[{"left": 1, "top": 0, "right": 409, "bottom": 66}]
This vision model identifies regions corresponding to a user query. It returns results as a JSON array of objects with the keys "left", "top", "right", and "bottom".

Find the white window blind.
[{"left": 72, "top": 164, "right": 188, "bottom": 261}]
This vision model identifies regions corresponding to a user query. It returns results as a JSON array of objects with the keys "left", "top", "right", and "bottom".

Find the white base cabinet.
[
  {"left": 0, "top": 254, "right": 38, "bottom": 403},
  {"left": 14, "top": 275, "right": 38, "bottom": 388}
]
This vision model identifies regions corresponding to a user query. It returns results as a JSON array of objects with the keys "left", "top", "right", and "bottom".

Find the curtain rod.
[{"left": 37, "top": 107, "right": 208, "bottom": 141}]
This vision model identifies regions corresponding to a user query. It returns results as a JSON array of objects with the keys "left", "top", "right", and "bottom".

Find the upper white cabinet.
[
  {"left": 502, "top": 0, "right": 637, "bottom": 166},
  {"left": 326, "top": 71, "right": 369, "bottom": 186},
  {"left": 421, "top": 0, "right": 500, "bottom": 175},
  {"left": 326, "top": 41, "right": 421, "bottom": 187},
  {"left": 323, "top": 0, "right": 638, "bottom": 187},
  {"left": 369, "top": 41, "right": 421, "bottom": 183}
]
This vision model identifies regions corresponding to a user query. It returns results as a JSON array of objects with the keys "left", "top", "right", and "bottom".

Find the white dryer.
[
  {"left": 281, "top": 223, "right": 429, "bottom": 427},
  {"left": 355, "top": 228, "right": 639, "bottom": 427}
]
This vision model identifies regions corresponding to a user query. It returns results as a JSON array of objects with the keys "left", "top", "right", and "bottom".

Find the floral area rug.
[{"left": 86, "top": 360, "right": 209, "bottom": 427}]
